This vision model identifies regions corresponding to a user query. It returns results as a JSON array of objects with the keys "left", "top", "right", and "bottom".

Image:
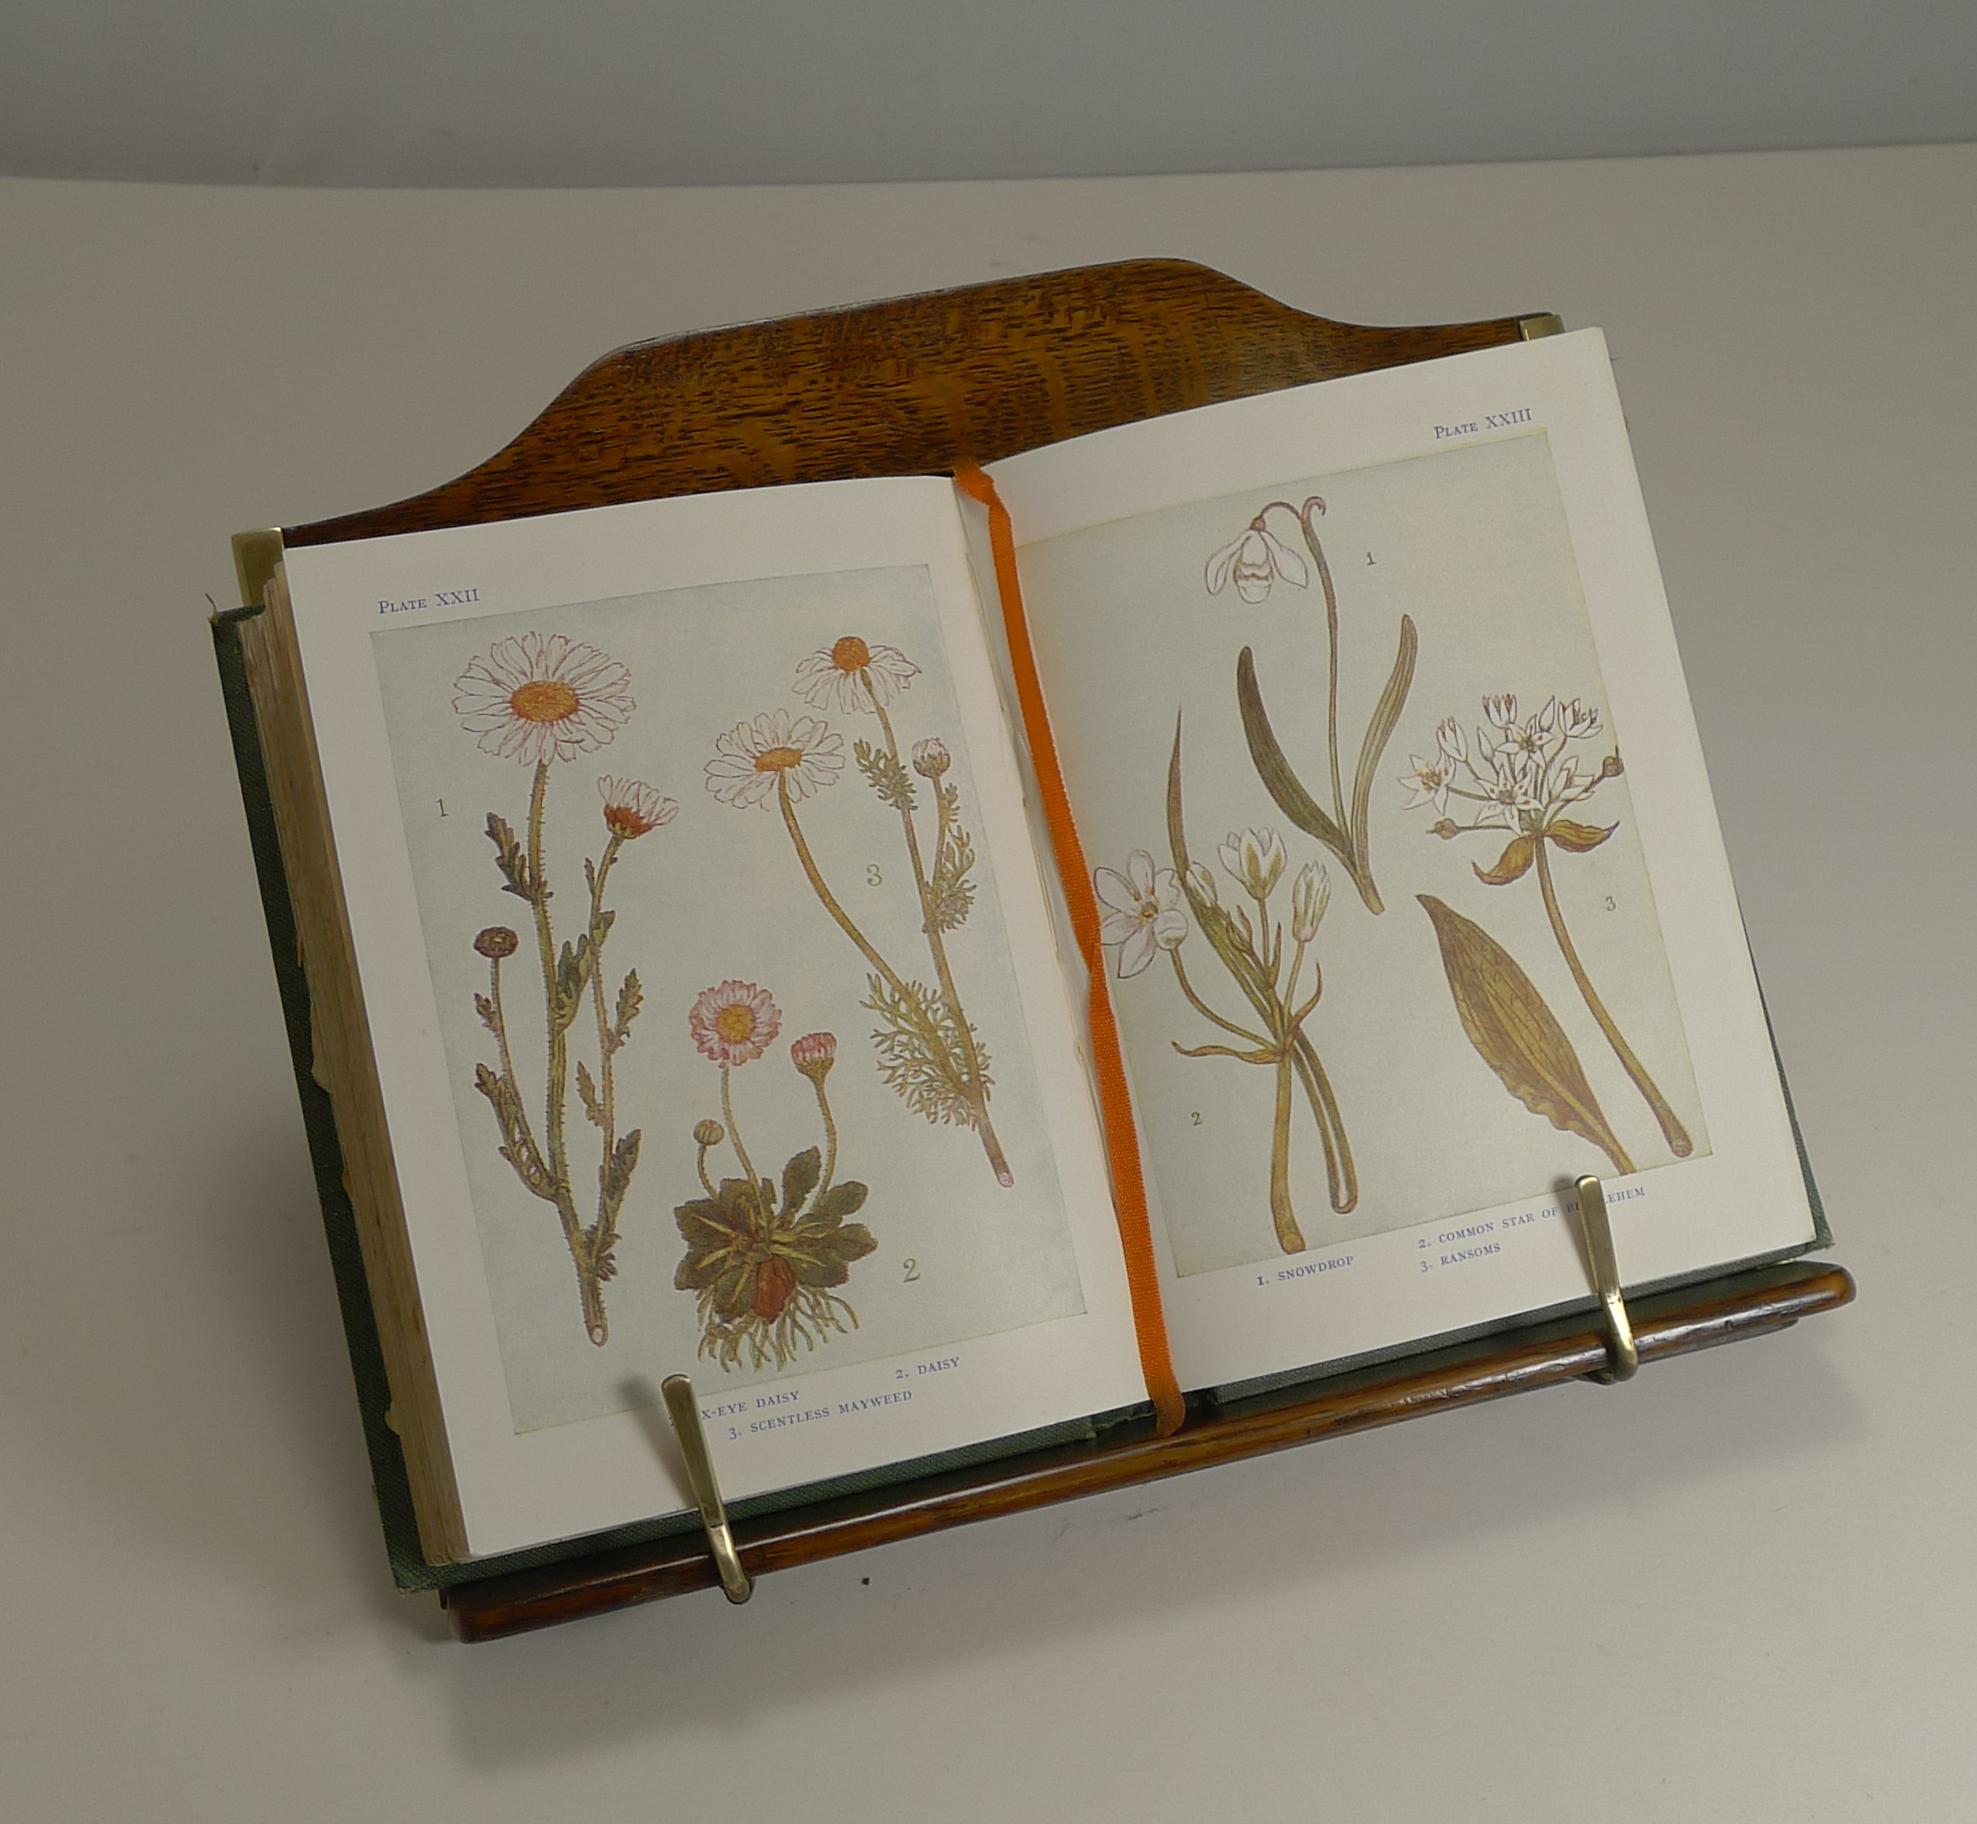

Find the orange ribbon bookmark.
[{"left": 954, "top": 464, "right": 1185, "bottom": 1438}]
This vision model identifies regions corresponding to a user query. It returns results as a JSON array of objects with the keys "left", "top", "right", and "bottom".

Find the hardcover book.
[{"left": 219, "top": 319, "right": 1828, "bottom": 1589}]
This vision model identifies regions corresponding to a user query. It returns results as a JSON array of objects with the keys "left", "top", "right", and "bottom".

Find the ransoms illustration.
[{"left": 1403, "top": 690, "right": 1696, "bottom": 1173}]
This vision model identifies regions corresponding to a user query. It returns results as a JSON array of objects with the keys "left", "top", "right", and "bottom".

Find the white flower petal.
[
  {"left": 1094, "top": 867, "right": 1141, "bottom": 915},
  {"left": 1259, "top": 525, "right": 1309, "bottom": 588},
  {"left": 1116, "top": 922, "right": 1159, "bottom": 978},
  {"left": 1098, "top": 906, "right": 1142, "bottom": 947},
  {"left": 1204, "top": 536, "right": 1242, "bottom": 595}
]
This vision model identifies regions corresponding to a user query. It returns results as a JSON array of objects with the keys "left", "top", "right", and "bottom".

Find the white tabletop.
[{"left": 3, "top": 145, "right": 1973, "bottom": 1822}]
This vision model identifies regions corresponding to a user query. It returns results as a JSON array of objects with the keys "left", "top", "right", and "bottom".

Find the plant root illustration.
[
  {"left": 705, "top": 634, "right": 1011, "bottom": 1186},
  {"left": 1206, "top": 495, "right": 1417, "bottom": 914},
  {"left": 1098, "top": 715, "right": 1356, "bottom": 1257},
  {"left": 1402, "top": 691, "right": 1693, "bottom": 1162},
  {"left": 673, "top": 988, "right": 878, "bottom": 1373},
  {"left": 455, "top": 633, "right": 675, "bottom": 1345}
]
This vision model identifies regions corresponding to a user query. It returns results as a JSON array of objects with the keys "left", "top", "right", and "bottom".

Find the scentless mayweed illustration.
[
  {"left": 1098, "top": 716, "right": 1357, "bottom": 1257},
  {"left": 1403, "top": 691, "right": 1693, "bottom": 1171},
  {"left": 455, "top": 633, "right": 675, "bottom": 1346},
  {"left": 673, "top": 985, "right": 878, "bottom": 1373},
  {"left": 1207, "top": 495, "right": 1418, "bottom": 915},
  {"left": 705, "top": 634, "right": 1011, "bottom": 1187}
]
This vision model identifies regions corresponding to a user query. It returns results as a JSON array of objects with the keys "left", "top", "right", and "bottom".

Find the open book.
[{"left": 233, "top": 330, "right": 1822, "bottom": 1564}]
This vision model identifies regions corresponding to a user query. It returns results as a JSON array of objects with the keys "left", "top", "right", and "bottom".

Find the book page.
[
  {"left": 985, "top": 332, "right": 1817, "bottom": 1391},
  {"left": 279, "top": 477, "right": 1144, "bottom": 1558}
]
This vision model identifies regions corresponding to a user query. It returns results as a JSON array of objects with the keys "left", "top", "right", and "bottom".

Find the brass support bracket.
[
  {"left": 1573, "top": 1174, "right": 1639, "bottom": 1383},
  {"left": 661, "top": 1373, "right": 754, "bottom": 1604}
]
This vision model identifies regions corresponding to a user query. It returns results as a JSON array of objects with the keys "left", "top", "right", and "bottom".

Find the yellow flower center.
[
  {"left": 509, "top": 679, "right": 580, "bottom": 724},
  {"left": 714, "top": 1004, "right": 758, "bottom": 1044},
  {"left": 830, "top": 635, "right": 872, "bottom": 673},
  {"left": 753, "top": 745, "right": 803, "bottom": 772},
  {"left": 1137, "top": 900, "right": 1158, "bottom": 922}
]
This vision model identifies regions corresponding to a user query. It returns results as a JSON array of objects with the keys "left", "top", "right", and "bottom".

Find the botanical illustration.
[
  {"left": 1097, "top": 715, "right": 1356, "bottom": 1256},
  {"left": 673, "top": 982, "right": 878, "bottom": 1373},
  {"left": 705, "top": 634, "right": 1011, "bottom": 1187},
  {"left": 1205, "top": 495, "right": 1418, "bottom": 914},
  {"left": 1402, "top": 691, "right": 1694, "bottom": 1170},
  {"left": 454, "top": 632, "right": 676, "bottom": 1346},
  {"left": 1417, "top": 894, "right": 1633, "bottom": 1175}
]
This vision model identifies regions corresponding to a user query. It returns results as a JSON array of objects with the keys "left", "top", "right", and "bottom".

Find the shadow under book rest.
[{"left": 228, "top": 258, "right": 1853, "bottom": 1641}]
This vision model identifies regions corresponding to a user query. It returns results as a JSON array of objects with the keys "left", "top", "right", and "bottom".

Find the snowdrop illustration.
[
  {"left": 672, "top": 983, "right": 877, "bottom": 1373},
  {"left": 705, "top": 634, "right": 1011, "bottom": 1187},
  {"left": 454, "top": 633, "right": 675, "bottom": 1345},
  {"left": 1403, "top": 691, "right": 1693, "bottom": 1169},
  {"left": 1098, "top": 717, "right": 1357, "bottom": 1257},
  {"left": 1207, "top": 494, "right": 1419, "bottom": 915}
]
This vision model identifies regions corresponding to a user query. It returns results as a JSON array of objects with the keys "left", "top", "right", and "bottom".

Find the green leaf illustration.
[
  {"left": 1165, "top": 712, "right": 1194, "bottom": 878},
  {"left": 484, "top": 811, "right": 539, "bottom": 903},
  {"left": 780, "top": 1146, "right": 822, "bottom": 1218},
  {"left": 809, "top": 1179, "right": 869, "bottom": 1226},
  {"left": 1348, "top": 613, "right": 1418, "bottom": 871},
  {"left": 610, "top": 969, "right": 642, "bottom": 1053},
  {"left": 1234, "top": 647, "right": 1350, "bottom": 857},
  {"left": 1548, "top": 819, "right": 1616, "bottom": 852},
  {"left": 1474, "top": 834, "right": 1538, "bottom": 885},
  {"left": 785, "top": 1212, "right": 878, "bottom": 1286},
  {"left": 576, "top": 1059, "right": 604, "bottom": 1128},
  {"left": 854, "top": 738, "right": 917, "bottom": 811},
  {"left": 1418, "top": 894, "right": 1633, "bottom": 1176},
  {"left": 600, "top": 1130, "right": 641, "bottom": 1221}
]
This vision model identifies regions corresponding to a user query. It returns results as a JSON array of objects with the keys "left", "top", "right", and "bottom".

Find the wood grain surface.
[
  {"left": 287, "top": 259, "right": 1533, "bottom": 545},
  {"left": 445, "top": 1261, "right": 1854, "bottom": 1639}
]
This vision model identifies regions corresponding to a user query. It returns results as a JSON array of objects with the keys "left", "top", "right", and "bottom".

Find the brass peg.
[
  {"left": 661, "top": 1373, "right": 754, "bottom": 1603},
  {"left": 1573, "top": 1174, "right": 1639, "bottom": 1384}
]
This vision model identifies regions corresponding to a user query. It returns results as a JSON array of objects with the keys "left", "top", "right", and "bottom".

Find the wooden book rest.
[{"left": 237, "top": 259, "right": 1851, "bottom": 1639}]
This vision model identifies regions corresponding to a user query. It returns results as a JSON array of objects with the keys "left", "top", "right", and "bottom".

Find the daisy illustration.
[
  {"left": 704, "top": 710, "right": 846, "bottom": 808},
  {"left": 456, "top": 633, "right": 667, "bottom": 1347},
  {"left": 710, "top": 634, "right": 1010, "bottom": 1185},
  {"left": 452, "top": 632, "right": 634, "bottom": 765},
  {"left": 689, "top": 979, "right": 783, "bottom": 1068},
  {"left": 793, "top": 634, "right": 921, "bottom": 713},
  {"left": 598, "top": 776, "right": 677, "bottom": 839},
  {"left": 676, "top": 998, "right": 877, "bottom": 1374}
]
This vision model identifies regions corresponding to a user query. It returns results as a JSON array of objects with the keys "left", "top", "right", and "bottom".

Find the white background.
[
  {"left": 2, "top": 145, "right": 1973, "bottom": 1819},
  {"left": 1, "top": 3, "right": 1974, "bottom": 184}
]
